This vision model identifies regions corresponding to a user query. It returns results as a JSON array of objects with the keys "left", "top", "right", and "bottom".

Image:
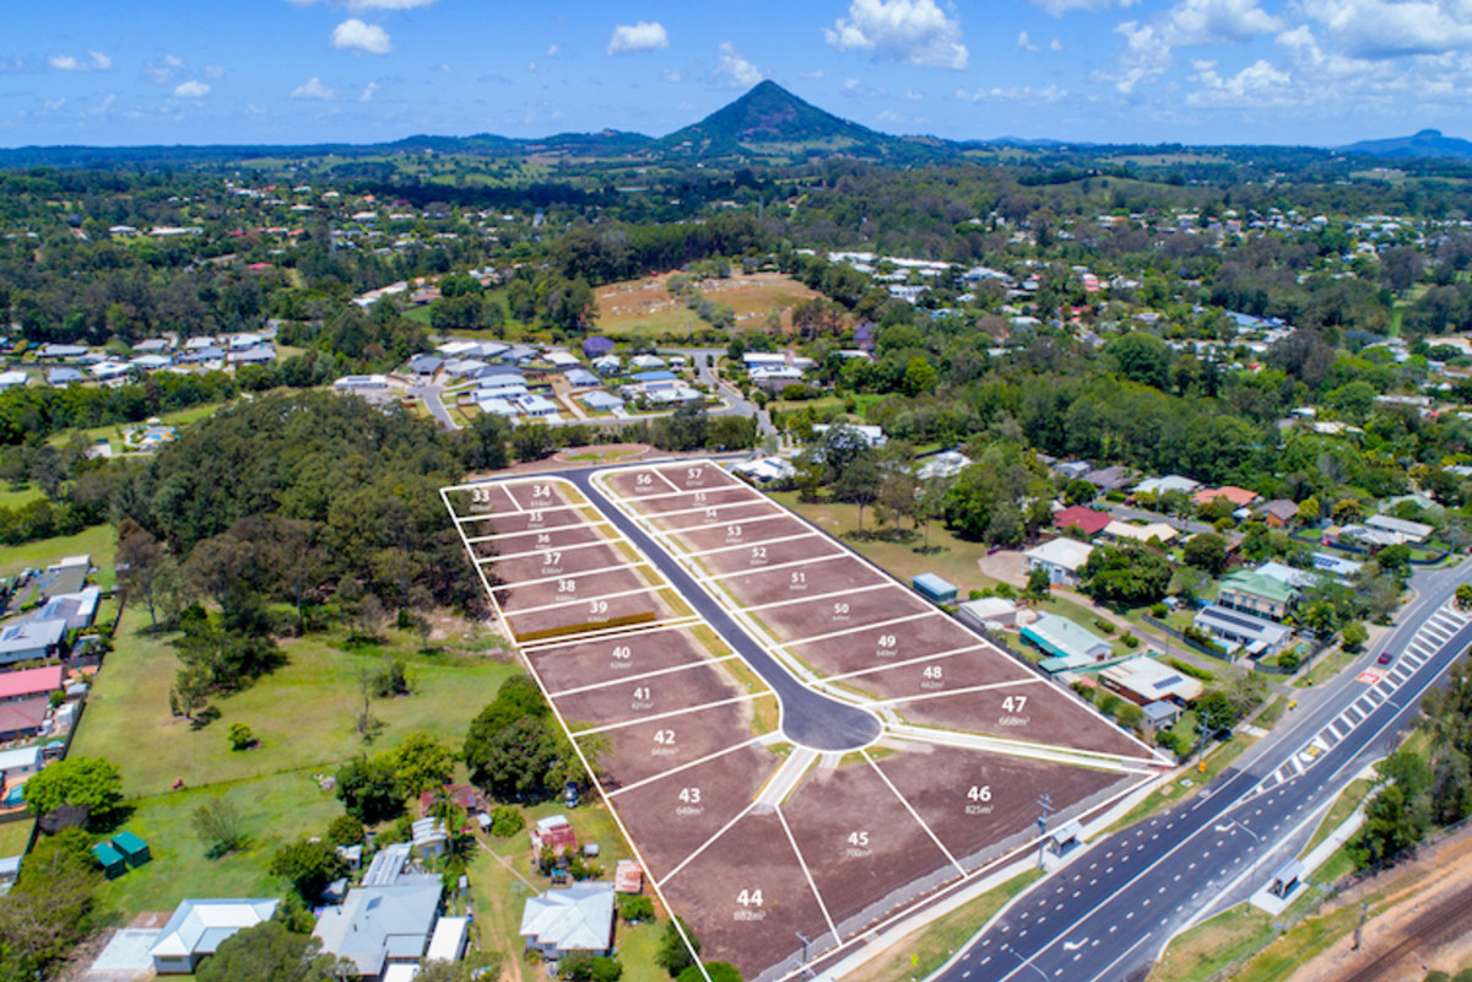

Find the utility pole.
[
  {"left": 795, "top": 930, "right": 812, "bottom": 979},
  {"left": 1036, "top": 792, "right": 1054, "bottom": 867},
  {"left": 1352, "top": 900, "right": 1369, "bottom": 951}
]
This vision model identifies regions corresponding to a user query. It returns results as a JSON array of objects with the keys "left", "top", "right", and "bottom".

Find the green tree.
[
  {"left": 269, "top": 839, "right": 347, "bottom": 901},
  {"left": 1297, "top": 496, "right": 1321, "bottom": 524},
  {"left": 192, "top": 797, "right": 247, "bottom": 858},
  {"left": 1456, "top": 583, "right": 1472, "bottom": 611},
  {"left": 1024, "top": 566, "right": 1052, "bottom": 603},
  {"left": 1182, "top": 533, "right": 1228, "bottom": 574},
  {"left": 385, "top": 732, "right": 457, "bottom": 797},
  {"left": 326, "top": 814, "right": 365, "bottom": 847},
  {"left": 196, "top": 921, "right": 348, "bottom": 982},
  {"left": 467, "top": 716, "right": 563, "bottom": 799},
  {"left": 902, "top": 356, "right": 939, "bottom": 397},
  {"left": 228, "top": 722, "right": 256, "bottom": 751},
  {"left": 489, "top": 805, "right": 525, "bottom": 838},
  {"left": 23, "top": 756, "right": 123, "bottom": 822},
  {"left": 656, "top": 917, "right": 701, "bottom": 977},
  {"left": 1341, "top": 621, "right": 1369, "bottom": 652},
  {"left": 619, "top": 894, "right": 655, "bottom": 923},
  {"left": 1349, "top": 784, "right": 1427, "bottom": 870},
  {"left": 560, "top": 953, "right": 623, "bottom": 981},
  {"left": 0, "top": 827, "right": 101, "bottom": 979},
  {"left": 334, "top": 755, "right": 404, "bottom": 824},
  {"left": 1080, "top": 544, "right": 1172, "bottom": 608},
  {"left": 679, "top": 964, "right": 742, "bottom": 982},
  {"left": 830, "top": 453, "right": 882, "bottom": 531}
]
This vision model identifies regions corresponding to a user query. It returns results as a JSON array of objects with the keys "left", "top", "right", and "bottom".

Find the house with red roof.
[
  {"left": 1052, "top": 506, "right": 1112, "bottom": 538},
  {"left": 0, "top": 665, "right": 62, "bottom": 704},
  {"left": 530, "top": 814, "right": 578, "bottom": 857},
  {"left": 1192, "top": 486, "right": 1260, "bottom": 508}
]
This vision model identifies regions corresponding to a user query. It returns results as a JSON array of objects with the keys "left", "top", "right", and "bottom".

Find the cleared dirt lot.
[
  {"left": 493, "top": 564, "right": 656, "bottom": 614},
  {"left": 890, "top": 683, "right": 1150, "bottom": 758},
  {"left": 462, "top": 505, "right": 594, "bottom": 538},
  {"left": 611, "top": 743, "right": 784, "bottom": 883},
  {"left": 787, "top": 613, "right": 1018, "bottom": 678},
  {"left": 838, "top": 652, "right": 1037, "bottom": 703},
  {"left": 582, "top": 699, "right": 765, "bottom": 790},
  {"left": 554, "top": 660, "right": 754, "bottom": 730},
  {"left": 526, "top": 626, "right": 725, "bottom": 695},
  {"left": 504, "top": 587, "right": 679, "bottom": 639},
  {"left": 783, "top": 758, "right": 960, "bottom": 937},
  {"left": 716, "top": 556, "right": 891, "bottom": 609},
  {"left": 648, "top": 500, "right": 785, "bottom": 533},
  {"left": 660, "top": 810, "right": 835, "bottom": 981},
  {"left": 487, "top": 540, "right": 633, "bottom": 583},
  {"left": 595, "top": 271, "right": 823, "bottom": 337},
  {"left": 875, "top": 746, "right": 1129, "bottom": 872},
  {"left": 468, "top": 522, "right": 609, "bottom": 563}
]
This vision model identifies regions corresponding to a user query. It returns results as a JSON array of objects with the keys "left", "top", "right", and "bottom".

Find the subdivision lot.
[
  {"left": 476, "top": 536, "right": 627, "bottom": 579},
  {"left": 527, "top": 627, "right": 725, "bottom": 695},
  {"left": 660, "top": 810, "right": 835, "bottom": 981},
  {"left": 492, "top": 564, "right": 654, "bottom": 614},
  {"left": 715, "top": 556, "right": 891, "bottom": 608},
  {"left": 611, "top": 743, "right": 784, "bottom": 883},
  {"left": 888, "top": 683, "right": 1148, "bottom": 757},
  {"left": 750, "top": 582, "right": 916, "bottom": 638},
  {"left": 467, "top": 522, "right": 610, "bottom": 561},
  {"left": 836, "top": 651, "right": 1036, "bottom": 702},
  {"left": 620, "top": 485, "right": 754, "bottom": 515},
  {"left": 648, "top": 500, "right": 785, "bottom": 533},
  {"left": 579, "top": 698, "right": 770, "bottom": 790},
  {"left": 459, "top": 505, "right": 594, "bottom": 537},
  {"left": 689, "top": 532, "right": 835, "bottom": 576},
  {"left": 785, "top": 612, "right": 1003, "bottom": 677},
  {"left": 666, "top": 514, "right": 812, "bottom": 555},
  {"left": 553, "top": 659, "right": 751, "bottom": 730},
  {"left": 782, "top": 758, "right": 960, "bottom": 936},
  {"left": 502, "top": 587, "right": 680, "bottom": 640},
  {"left": 874, "top": 746, "right": 1129, "bottom": 872}
]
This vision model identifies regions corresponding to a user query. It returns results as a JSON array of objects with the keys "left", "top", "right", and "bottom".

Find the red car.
[{"left": 1377, "top": 652, "right": 1394, "bottom": 665}]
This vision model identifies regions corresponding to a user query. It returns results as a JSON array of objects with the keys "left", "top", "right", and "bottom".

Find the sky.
[{"left": 4, "top": 0, "right": 1472, "bottom": 148}]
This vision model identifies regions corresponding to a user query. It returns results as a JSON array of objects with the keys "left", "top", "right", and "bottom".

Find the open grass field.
[
  {"left": 71, "top": 606, "right": 517, "bottom": 798},
  {"left": 0, "top": 819, "right": 32, "bottom": 857},
  {"left": 768, "top": 491, "right": 1005, "bottom": 598},
  {"left": 595, "top": 271, "right": 821, "bottom": 338},
  {"left": 0, "top": 523, "right": 116, "bottom": 585},
  {"left": 45, "top": 401, "right": 224, "bottom": 452},
  {"left": 0, "top": 483, "right": 43, "bottom": 510},
  {"left": 93, "top": 767, "right": 344, "bottom": 922}
]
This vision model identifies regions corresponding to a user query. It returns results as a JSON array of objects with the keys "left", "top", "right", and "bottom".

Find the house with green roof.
[{"left": 1219, "top": 569, "right": 1296, "bottom": 621}]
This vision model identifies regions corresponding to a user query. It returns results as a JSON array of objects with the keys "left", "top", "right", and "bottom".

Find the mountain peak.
[
  {"left": 659, "top": 79, "right": 891, "bottom": 158},
  {"left": 1344, "top": 128, "right": 1472, "bottom": 159}
]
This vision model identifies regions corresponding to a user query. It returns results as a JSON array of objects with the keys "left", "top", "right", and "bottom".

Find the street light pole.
[{"left": 1036, "top": 792, "right": 1054, "bottom": 867}]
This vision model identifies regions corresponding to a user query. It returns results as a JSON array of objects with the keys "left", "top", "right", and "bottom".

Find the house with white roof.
[
  {"left": 1025, "top": 538, "right": 1095, "bottom": 587},
  {"left": 519, "top": 883, "right": 615, "bottom": 961},
  {"left": 149, "top": 898, "right": 279, "bottom": 974},
  {"left": 0, "top": 371, "right": 29, "bottom": 391}
]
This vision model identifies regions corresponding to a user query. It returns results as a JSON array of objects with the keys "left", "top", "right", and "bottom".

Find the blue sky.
[{"left": 4, "top": 0, "right": 1472, "bottom": 147}]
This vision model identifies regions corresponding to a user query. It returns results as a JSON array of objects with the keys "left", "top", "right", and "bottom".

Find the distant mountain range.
[
  {"left": 0, "top": 81, "right": 1469, "bottom": 167},
  {"left": 1341, "top": 129, "right": 1472, "bottom": 160}
]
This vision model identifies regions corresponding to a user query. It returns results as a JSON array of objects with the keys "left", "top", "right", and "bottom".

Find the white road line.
[
  {"left": 656, "top": 801, "right": 759, "bottom": 889},
  {"left": 517, "top": 616, "right": 702, "bottom": 653},
  {"left": 653, "top": 468, "right": 683, "bottom": 494},
  {"left": 863, "top": 749, "right": 967, "bottom": 876},
  {"left": 740, "top": 582, "right": 902, "bottom": 615},
  {"left": 484, "top": 560, "right": 647, "bottom": 590},
  {"left": 605, "top": 734, "right": 771, "bottom": 799},
  {"left": 546, "top": 653, "right": 742, "bottom": 698},
  {"left": 782, "top": 611, "right": 941, "bottom": 648},
  {"left": 574, "top": 691, "right": 772, "bottom": 736},
  {"left": 872, "top": 676, "right": 1045, "bottom": 708},
  {"left": 680, "top": 531, "right": 822, "bottom": 559},
  {"left": 503, "top": 584, "right": 668, "bottom": 618},
  {"left": 776, "top": 804, "right": 841, "bottom": 945},
  {"left": 464, "top": 519, "right": 612, "bottom": 543},
  {"left": 824, "top": 643, "right": 991, "bottom": 682}
]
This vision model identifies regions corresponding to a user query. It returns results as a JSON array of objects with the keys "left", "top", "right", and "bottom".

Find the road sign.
[{"left": 1356, "top": 669, "right": 1385, "bottom": 685}]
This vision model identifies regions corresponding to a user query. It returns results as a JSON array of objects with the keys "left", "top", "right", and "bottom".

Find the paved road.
[
  {"left": 413, "top": 381, "right": 458, "bottom": 430},
  {"left": 667, "top": 347, "right": 777, "bottom": 440},
  {"left": 559, "top": 466, "right": 882, "bottom": 752},
  {"left": 937, "top": 561, "right": 1472, "bottom": 982}
]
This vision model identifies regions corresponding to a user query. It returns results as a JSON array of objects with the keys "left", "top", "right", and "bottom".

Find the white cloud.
[
  {"left": 1051, "top": 38, "right": 1065, "bottom": 51},
  {"left": 1107, "top": 0, "right": 1280, "bottom": 92},
  {"left": 1187, "top": 57, "right": 1293, "bottom": 106},
  {"left": 955, "top": 83, "right": 1067, "bottom": 102},
  {"left": 802, "top": 69, "right": 827, "bottom": 79},
  {"left": 824, "top": 0, "right": 969, "bottom": 70},
  {"left": 332, "top": 18, "right": 392, "bottom": 54},
  {"left": 661, "top": 68, "right": 683, "bottom": 82},
  {"left": 173, "top": 80, "right": 210, "bottom": 98},
  {"left": 346, "top": 0, "right": 435, "bottom": 8},
  {"left": 164, "top": 54, "right": 185, "bottom": 68},
  {"left": 1030, "top": 0, "right": 1120, "bottom": 14},
  {"left": 291, "top": 76, "right": 336, "bottom": 99},
  {"left": 205, "top": 64, "right": 225, "bottom": 79},
  {"left": 47, "top": 55, "right": 81, "bottom": 71},
  {"left": 1301, "top": 0, "right": 1472, "bottom": 58},
  {"left": 1018, "top": 30, "right": 1041, "bottom": 51},
  {"left": 43, "top": 97, "right": 66, "bottom": 112},
  {"left": 546, "top": 43, "right": 560, "bottom": 57},
  {"left": 359, "top": 80, "right": 378, "bottom": 102},
  {"left": 88, "top": 51, "right": 111, "bottom": 70},
  {"left": 716, "top": 41, "right": 763, "bottom": 87},
  {"left": 49, "top": 51, "right": 112, "bottom": 72},
  {"left": 607, "top": 21, "right": 669, "bottom": 54}
]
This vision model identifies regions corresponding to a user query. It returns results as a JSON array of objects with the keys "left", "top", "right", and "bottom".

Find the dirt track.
[{"left": 1290, "top": 826, "right": 1472, "bottom": 982}]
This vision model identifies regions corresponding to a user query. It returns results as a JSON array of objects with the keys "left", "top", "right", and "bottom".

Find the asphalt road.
[
  {"left": 561, "top": 466, "right": 882, "bottom": 752},
  {"left": 937, "top": 561, "right": 1472, "bottom": 982}
]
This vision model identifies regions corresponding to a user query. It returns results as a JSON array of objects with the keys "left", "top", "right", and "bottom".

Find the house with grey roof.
[
  {"left": 0, "top": 619, "right": 67, "bottom": 666},
  {"left": 312, "top": 876, "right": 443, "bottom": 979},
  {"left": 519, "top": 882, "right": 615, "bottom": 961},
  {"left": 148, "top": 898, "right": 278, "bottom": 974}
]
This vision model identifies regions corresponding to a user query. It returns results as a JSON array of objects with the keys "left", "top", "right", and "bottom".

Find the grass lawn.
[
  {"left": 93, "top": 768, "right": 344, "bottom": 922},
  {"left": 466, "top": 800, "right": 665, "bottom": 975},
  {"left": 1148, "top": 904, "right": 1276, "bottom": 982},
  {"left": 0, "top": 819, "right": 33, "bottom": 857},
  {"left": 1110, "top": 735, "right": 1257, "bottom": 831},
  {"left": 1303, "top": 777, "right": 1374, "bottom": 856},
  {"left": 44, "top": 401, "right": 225, "bottom": 452},
  {"left": 769, "top": 492, "right": 1004, "bottom": 598},
  {"left": 0, "top": 523, "right": 116, "bottom": 584},
  {"left": 1296, "top": 647, "right": 1356, "bottom": 688},
  {"left": 71, "top": 607, "right": 517, "bottom": 799},
  {"left": 0, "top": 483, "right": 43, "bottom": 510},
  {"left": 844, "top": 869, "right": 1046, "bottom": 982}
]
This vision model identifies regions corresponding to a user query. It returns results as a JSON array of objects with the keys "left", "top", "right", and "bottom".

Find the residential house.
[
  {"left": 628, "top": 354, "right": 666, "bottom": 371},
  {"left": 519, "top": 883, "right": 616, "bottom": 961},
  {"left": 1082, "top": 465, "right": 1132, "bottom": 492},
  {"left": 0, "top": 619, "right": 67, "bottom": 666},
  {"left": 228, "top": 345, "right": 276, "bottom": 366},
  {"left": 0, "top": 746, "right": 42, "bottom": 783},
  {"left": 582, "top": 337, "right": 615, "bottom": 360},
  {"left": 592, "top": 355, "right": 621, "bottom": 375},
  {"left": 313, "top": 862, "right": 443, "bottom": 979},
  {"left": 46, "top": 367, "right": 82, "bottom": 387},
  {"left": 1365, "top": 514, "right": 1434, "bottom": 544},
  {"left": 812, "top": 423, "right": 887, "bottom": 449},
  {"left": 1193, "top": 605, "right": 1292, "bottom": 657},
  {"left": 580, "top": 391, "right": 625, "bottom": 413},
  {"left": 1102, "top": 521, "right": 1178, "bottom": 546},
  {"left": 1052, "top": 506, "right": 1111, "bottom": 539},
  {"left": 957, "top": 597, "right": 1020, "bottom": 631},
  {"left": 917, "top": 451, "right": 971, "bottom": 481},
  {"left": 1098, "top": 657, "right": 1203, "bottom": 709},
  {"left": 1132, "top": 475, "right": 1202, "bottom": 497},
  {"left": 1023, "top": 614, "right": 1113, "bottom": 672},
  {"left": 149, "top": 899, "right": 279, "bottom": 974},
  {"left": 530, "top": 814, "right": 577, "bottom": 857},
  {"left": 0, "top": 371, "right": 27, "bottom": 392},
  {"left": 563, "top": 368, "right": 600, "bottom": 388},
  {"left": 1262, "top": 499, "right": 1300, "bottom": 529},
  {"left": 1219, "top": 570, "right": 1296, "bottom": 621},
  {"left": 1192, "top": 486, "right": 1261, "bottom": 509},
  {"left": 0, "top": 666, "right": 63, "bottom": 705},
  {"left": 37, "top": 343, "right": 89, "bottom": 361},
  {"left": 1025, "top": 538, "right": 1095, "bottom": 587},
  {"left": 334, "top": 375, "right": 391, "bottom": 393},
  {"left": 408, "top": 354, "right": 443, "bottom": 377},
  {"left": 731, "top": 456, "right": 796, "bottom": 485}
]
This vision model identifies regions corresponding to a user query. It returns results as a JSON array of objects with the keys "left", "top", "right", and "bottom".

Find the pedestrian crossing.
[{"left": 1252, "top": 601, "right": 1469, "bottom": 795}]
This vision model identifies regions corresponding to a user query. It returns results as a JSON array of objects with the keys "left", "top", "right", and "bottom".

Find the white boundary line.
[
  {"left": 483, "top": 560, "right": 648, "bottom": 590},
  {"left": 739, "top": 582, "right": 903, "bottom": 615},
  {"left": 636, "top": 498, "right": 785, "bottom": 523},
  {"left": 696, "top": 553, "right": 851, "bottom": 584},
  {"left": 547, "top": 653, "right": 744, "bottom": 698},
  {"left": 863, "top": 749, "right": 966, "bottom": 876},
  {"left": 518, "top": 617, "right": 702, "bottom": 653},
  {"left": 438, "top": 476, "right": 714, "bottom": 982},
  {"left": 826, "top": 643, "right": 991, "bottom": 682},
  {"left": 465, "top": 519, "right": 612, "bottom": 543},
  {"left": 776, "top": 803, "right": 841, "bottom": 945},
  {"left": 502, "top": 584, "right": 669, "bottom": 619},
  {"left": 679, "top": 530, "right": 823, "bottom": 559},
  {"left": 454, "top": 501, "right": 586, "bottom": 522},
  {"left": 575, "top": 691, "right": 773, "bottom": 736},
  {"left": 782, "top": 611, "right": 940, "bottom": 648},
  {"left": 646, "top": 511, "right": 793, "bottom": 539},
  {"left": 604, "top": 734, "right": 772, "bottom": 800},
  {"left": 478, "top": 537, "right": 620, "bottom": 560},
  {"left": 656, "top": 801, "right": 759, "bottom": 889},
  {"left": 871, "top": 676, "right": 1045, "bottom": 707}
]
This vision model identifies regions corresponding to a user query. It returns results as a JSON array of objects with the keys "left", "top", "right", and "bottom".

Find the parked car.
[{"left": 1377, "top": 651, "right": 1394, "bottom": 665}]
